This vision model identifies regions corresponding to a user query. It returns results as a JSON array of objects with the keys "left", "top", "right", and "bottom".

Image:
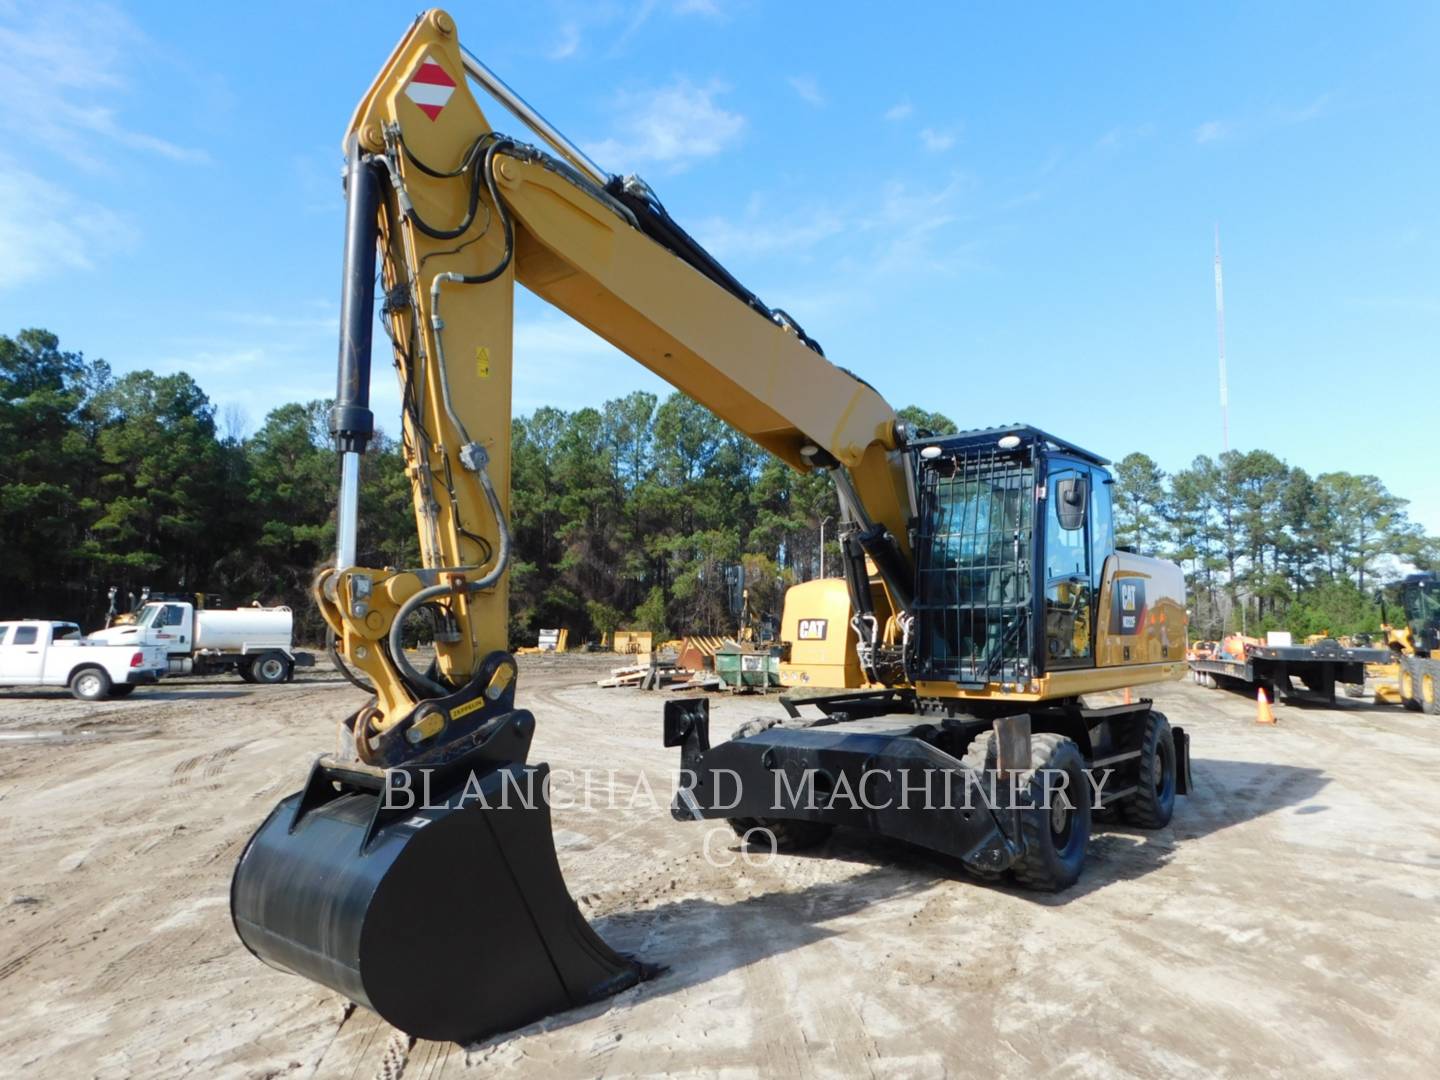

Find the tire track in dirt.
[{"left": 0, "top": 934, "right": 59, "bottom": 984}]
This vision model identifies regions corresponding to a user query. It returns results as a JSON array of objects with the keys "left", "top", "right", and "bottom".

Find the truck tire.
[
  {"left": 69, "top": 666, "right": 112, "bottom": 701},
  {"left": 1009, "top": 734, "right": 1091, "bottom": 892},
  {"left": 1119, "top": 710, "right": 1177, "bottom": 829},
  {"left": 250, "top": 653, "right": 290, "bottom": 685},
  {"left": 728, "top": 816, "right": 833, "bottom": 851}
]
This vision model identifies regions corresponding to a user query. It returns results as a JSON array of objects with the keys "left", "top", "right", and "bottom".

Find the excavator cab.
[
  {"left": 1399, "top": 573, "right": 1440, "bottom": 655},
  {"left": 910, "top": 426, "right": 1118, "bottom": 687}
]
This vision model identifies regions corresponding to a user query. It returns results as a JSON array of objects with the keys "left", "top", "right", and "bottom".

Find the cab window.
[
  {"left": 13, "top": 626, "right": 38, "bottom": 646},
  {"left": 1088, "top": 468, "right": 1115, "bottom": 588},
  {"left": 1044, "top": 466, "right": 1094, "bottom": 666}
]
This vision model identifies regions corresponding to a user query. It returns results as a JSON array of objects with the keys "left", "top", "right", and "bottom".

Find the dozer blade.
[{"left": 230, "top": 716, "right": 643, "bottom": 1044}]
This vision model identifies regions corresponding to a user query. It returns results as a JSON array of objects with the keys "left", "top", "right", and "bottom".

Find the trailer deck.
[{"left": 1190, "top": 640, "right": 1390, "bottom": 704}]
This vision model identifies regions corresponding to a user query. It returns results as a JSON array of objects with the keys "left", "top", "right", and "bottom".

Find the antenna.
[{"left": 1213, "top": 223, "right": 1229, "bottom": 453}]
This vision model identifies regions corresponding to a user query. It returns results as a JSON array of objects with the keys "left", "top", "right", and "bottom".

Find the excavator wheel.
[
  {"left": 231, "top": 716, "right": 645, "bottom": 1044},
  {"left": 1008, "top": 734, "right": 1092, "bottom": 892},
  {"left": 1118, "top": 711, "right": 1176, "bottom": 829},
  {"left": 728, "top": 816, "right": 833, "bottom": 851}
]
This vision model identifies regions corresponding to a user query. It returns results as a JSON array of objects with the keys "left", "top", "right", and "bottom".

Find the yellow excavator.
[{"left": 231, "top": 10, "right": 1191, "bottom": 1045}]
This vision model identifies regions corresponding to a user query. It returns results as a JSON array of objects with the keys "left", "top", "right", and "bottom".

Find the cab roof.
[{"left": 908, "top": 423, "right": 1110, "bottom": 467}]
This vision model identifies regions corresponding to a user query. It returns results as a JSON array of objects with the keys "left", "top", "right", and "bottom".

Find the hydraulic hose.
[{"left": 387, "top": 459, "right": 511, "bottom": 697}]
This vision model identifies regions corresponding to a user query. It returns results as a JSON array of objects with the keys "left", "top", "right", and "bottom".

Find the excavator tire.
[
  {"left": 231, "top": 727, "right": 644, "bottom": 1044},
  {"left": 1009, "top": 734, "right": 1091, "bottom": 892},
  {"left": 728, "top": 816, "right": 833, "bottom": 851},
  {"left": 1119, "top": 710, "right": 1177, "bottom": 829}
]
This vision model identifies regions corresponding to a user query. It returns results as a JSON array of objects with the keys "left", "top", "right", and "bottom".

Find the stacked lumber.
[{"left": 597, "top": 660, "right": 686, "bottom": 689}]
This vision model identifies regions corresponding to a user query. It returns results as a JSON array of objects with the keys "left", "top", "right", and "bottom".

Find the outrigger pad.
[{"left": 231, "top": 745, "right": 644, "bottom": 1044}]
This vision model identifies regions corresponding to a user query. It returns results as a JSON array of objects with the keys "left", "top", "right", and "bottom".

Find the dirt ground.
[{"left": 1, "top": 657, "right": 1437, "bottom": 1079}]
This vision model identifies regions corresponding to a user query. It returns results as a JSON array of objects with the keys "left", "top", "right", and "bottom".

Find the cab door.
[
  {"left": 0, "top": 625, "right": 47, "bottom": 683},
  {"left": 1043, "top": 465, "right": 1094, "bottom": 668},
  {"left": 153, "top": 603, "right": 190, "bottom": 656}
]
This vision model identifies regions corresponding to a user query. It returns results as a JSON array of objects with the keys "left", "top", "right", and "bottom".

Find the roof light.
[
  {"left": 919, "top": 446, "right": 942, "bottom": 460},
  {"left": 998, "top": 434, "right": 1022, "bottom": 450}
]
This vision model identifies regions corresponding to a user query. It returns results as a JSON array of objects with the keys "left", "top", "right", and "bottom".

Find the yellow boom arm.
[{"left": 318, "top": 10, "right": 911, "bottom": 760}]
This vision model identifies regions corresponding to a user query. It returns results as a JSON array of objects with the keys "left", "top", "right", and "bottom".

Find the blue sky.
[{"left": 1, "top": 1, "right": 1437, "bottom": 531}]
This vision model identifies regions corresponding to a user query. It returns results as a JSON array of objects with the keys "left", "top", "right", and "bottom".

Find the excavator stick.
[
  {"left": 229, "top": 15, "right": 651, "bottom": 1040},
  {"left": 231, "top": 712, "right": 643, "bottom": 1043}
]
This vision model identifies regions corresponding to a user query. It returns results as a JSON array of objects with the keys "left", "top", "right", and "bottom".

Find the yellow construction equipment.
[
  {"left": 231, "top": 10, "right": 1193, "bottom": 1045},
  {"left": 1377, "top": 573, "right": 1440, "bottom": 712}
]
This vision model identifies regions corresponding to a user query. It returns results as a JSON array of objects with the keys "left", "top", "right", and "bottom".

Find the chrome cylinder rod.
[
  {"left": 336, "top": 451, "right": 361, "bottom": 570},
  {"left": 458, "top": 46, "right": 610, "bottom": 187}
]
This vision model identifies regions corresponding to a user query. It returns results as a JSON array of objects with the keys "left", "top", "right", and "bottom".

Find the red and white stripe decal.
[{"left": 405, "top": 54, "right": 456, "bottom": 121}]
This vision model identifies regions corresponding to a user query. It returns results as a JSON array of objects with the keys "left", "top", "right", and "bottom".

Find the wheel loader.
[
  {"left": 231, "top": 10, "right": 1193, "bottom": 1045},
  {"left": 1378, "top": 572, "right": 1440, "bottom": 712}
]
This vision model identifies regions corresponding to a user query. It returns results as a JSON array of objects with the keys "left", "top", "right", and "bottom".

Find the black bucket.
[{"left": 231, "top": 717, "right": 643, "bottom": 1043}]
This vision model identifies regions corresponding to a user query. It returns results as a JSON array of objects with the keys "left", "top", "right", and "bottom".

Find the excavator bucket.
[{"left": 230, "top": 714, "right": 643, "bottom": 1043}]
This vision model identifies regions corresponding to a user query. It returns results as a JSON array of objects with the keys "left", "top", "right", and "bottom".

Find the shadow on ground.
[
  {"left": 0, "top": 688, "right": 250, "bottom": 702},
  {"left": 467, "top": 757, "right": 1327, "bottom": 1046}
]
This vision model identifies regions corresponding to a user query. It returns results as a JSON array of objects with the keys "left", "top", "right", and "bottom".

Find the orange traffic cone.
[{"left": 1255, "top": 686, "right": 1276, "bottom": 725}]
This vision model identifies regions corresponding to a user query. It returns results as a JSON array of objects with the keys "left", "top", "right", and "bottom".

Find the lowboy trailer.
[{"left": 1189, "top": 639, "right": 1390, "bottom": 705}]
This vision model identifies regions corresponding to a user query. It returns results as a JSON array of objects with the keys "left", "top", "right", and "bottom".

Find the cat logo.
[
  {"left": 798, "top": 618, "right": 828, "bottom": 641},
  {"left": 1109, "top": 578, "right": 1147, "bottom": 636}
]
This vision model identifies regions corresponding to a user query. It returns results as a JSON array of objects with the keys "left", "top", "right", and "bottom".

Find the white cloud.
[
  {"left": 215, "top": 309, "right": 339, "bottom": 335},
  {"left": 0, "top": 1, "right": 208, "bottom": 290},
  {"left": 1274, "top": 93, "right": 1331, "bottom": 125},
  {"left": 584, "top": 79, "right": 745, "bottom": 171},
  {"left": 0, "top": 1, "right": 208, "bottom": 170},
  {"left": 1096, "top": 122, "right": 1156, "bottom": 149},
  {"left": 548, "top": 22, "right": 581, "bottom": 60},
  {"left": 864, "top": 176, "right": 974, "bottom": 273},
  {"left": 512, "top": 317, "right": 670, "bottom": 413},
  {"left": 690, "top": 171, "right": 975, "bottom": 288},
  {"left": 613, "top": 0, "right": 727, "bottom": 52},
  {"left": 919, "top": 128, "right": 956, "bottom": 152},
  {"left": 788, "top": 75, "right": 825, "bottom": 107},
  {"left": 693, "top": 206, "right": 847, "bottom": 260},
  {"left": 884, "top": 101, "right": 913, "bottom": 122},
  {"left": 0, "top": 160, "right": 137, "bottom": 288},
  {"left": 1196, "top": 95, "right": 1330, "bottom": 146},
  {"left": 1194, "top": 120, "right": 1230, "bottom": 144}
]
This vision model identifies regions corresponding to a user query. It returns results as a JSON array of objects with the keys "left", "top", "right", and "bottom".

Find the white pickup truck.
[{"left": 0, "top": 620, "right": 169, "bottom": 700}]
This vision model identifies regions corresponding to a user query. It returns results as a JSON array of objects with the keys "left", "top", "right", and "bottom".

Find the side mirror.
[{"left": 1055, "top": 476, "right": 1088, "bottom": 531}]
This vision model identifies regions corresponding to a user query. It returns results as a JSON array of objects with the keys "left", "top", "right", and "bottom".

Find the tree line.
[
  {"left": 2, "top": 328, "right": 1433, "bottom": 644},
  {"left": 1113, "top": 450, "right": 1436, "bottom": 639}
]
